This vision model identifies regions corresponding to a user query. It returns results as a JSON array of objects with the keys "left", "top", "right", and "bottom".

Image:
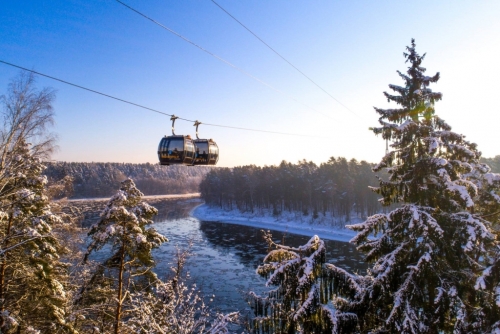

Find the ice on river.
[{"left": 192, "top": 204, "right": 359, "bottom": 242}]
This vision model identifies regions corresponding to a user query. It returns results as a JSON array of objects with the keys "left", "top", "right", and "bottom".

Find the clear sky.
[{"left": 1, "top": 0, "right": 499, "bottom": 167}]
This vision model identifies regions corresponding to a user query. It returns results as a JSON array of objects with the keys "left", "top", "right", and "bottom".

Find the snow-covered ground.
[
  {"left": 192, "top": 204, "right": 361, "bottom": 242},
  {"left": 67, "top": 193, "right": 200, "bottom": 203}
]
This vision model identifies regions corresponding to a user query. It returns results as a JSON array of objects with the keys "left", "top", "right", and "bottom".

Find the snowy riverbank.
[
  {"left": 192, "top": 204, "right": 361, "bottom": 242},
  {"left": 67, "top": 193, "right": 200, "bottom": 203}
]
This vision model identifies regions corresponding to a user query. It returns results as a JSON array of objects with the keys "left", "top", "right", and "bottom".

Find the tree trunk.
[
  {"left": 0, "top": 214, "right": 13, "bottom": 313},
  {"left": 114, "top": 245, "right": 125, "bottom": 334}
]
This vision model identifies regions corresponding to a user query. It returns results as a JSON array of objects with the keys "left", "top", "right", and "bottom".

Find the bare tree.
[
  {"left": 0, "top": 71, "right": 57, "bottom": 158},
  {"left": 0, "top": 71, "right": 57, "bottom": 204}
]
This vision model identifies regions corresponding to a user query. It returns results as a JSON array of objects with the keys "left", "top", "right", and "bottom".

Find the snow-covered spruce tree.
[
  {"left": 328, "top": 39, "right": 500, "bottom": 333},
  {"left": 78, "top": 178, "right": 167, "bottom": 334},
  {"left": 248, "top": 231, "right": 358, "bottom": 333},
  {"left": 0, "top": 140, "right": 74, "bottom": 333}
]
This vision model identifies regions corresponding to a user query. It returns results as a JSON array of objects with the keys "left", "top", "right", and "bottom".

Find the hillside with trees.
[{"left": 43, "top": 162, "right": 211, "bottom": 198}]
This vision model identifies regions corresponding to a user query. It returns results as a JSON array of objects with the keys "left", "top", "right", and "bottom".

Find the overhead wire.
[
  {"left": 209, "top": 0, "right": 359, "bottom": 117},
  {"left": 114, "top": 0, "right": 336, "bottom": 121},
  {"left": 0, "top": 60, "right": 331, "bottom": 139}
]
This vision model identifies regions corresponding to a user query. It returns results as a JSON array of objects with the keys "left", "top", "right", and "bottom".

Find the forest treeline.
[
  {"left": 44, "top": 157, "right": 499, "bottom": 201},
  {"left": 200, "top": 157, "right": 386, "bottom": 222},
  {"left": 43, "top": 162, "right": 211, "bottom": 198}
]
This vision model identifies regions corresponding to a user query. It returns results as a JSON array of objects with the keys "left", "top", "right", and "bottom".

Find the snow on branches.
[
  {"left": 85, "top": 178, "right": 167, "bottom": 263},
  {"left": 0, "top": 139, "right": 73, "bottom": 333},
  {"left": 249, "top": 231, "right": 359, "bottom": 333},
  {"left": 80, "top": 179, "right": 167, "bottom": 334}
]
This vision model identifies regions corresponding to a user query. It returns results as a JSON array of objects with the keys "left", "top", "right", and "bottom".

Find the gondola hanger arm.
[
  {"left": 170, "top": 115, "right": 179, "bottom": 135},
  {"left": 194, "top": 120, "right": 202, "bottom": 139}
]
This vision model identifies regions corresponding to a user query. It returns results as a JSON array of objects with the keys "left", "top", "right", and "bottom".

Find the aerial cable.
[
  {"left": 0, "top": 61, "right": 172, "bottom": 118},
  {"left": 209, "top": 0, "right": 359, "bottom": 117},
  {"left": 196, "top": 121, "right": 327, "bottom": 138},
  {"left": 114, "top": 0, "right": 335, "bottom": 121},
  {"left": 0, "top": 60, "right": 330, "bottom": 139}
]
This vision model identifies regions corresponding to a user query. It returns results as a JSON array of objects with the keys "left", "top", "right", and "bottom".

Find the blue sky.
[{"left": 1, "top": 0, "right": 499, "bottom": 167}]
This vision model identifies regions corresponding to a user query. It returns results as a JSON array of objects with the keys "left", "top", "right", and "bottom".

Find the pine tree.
[
  {"left": 78, "top": 178, "right": 167, "bottom": 334},
  {"left": 0, "top": 140, "right": 73, "bottom": 333},
  {"left": 328, "top": 39, "right": 500, "bottom": 333}
]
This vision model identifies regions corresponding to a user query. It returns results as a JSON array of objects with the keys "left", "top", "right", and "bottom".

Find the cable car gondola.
[
  {"left": 192, "top": 121, "right": 219, "bottom": 166},
  {"left": 157, "top": 115, "right": 196, "bottom": 166}
]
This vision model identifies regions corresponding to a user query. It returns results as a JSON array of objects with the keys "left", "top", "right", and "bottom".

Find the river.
[{"left": 147, "top": 199, "right": 368, "bottom": 326}]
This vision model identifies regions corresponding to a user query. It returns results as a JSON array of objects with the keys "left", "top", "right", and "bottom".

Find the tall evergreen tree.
[
  {"left": 78, "top": 179, "right": 167, "bottom": 334},
  {"left": 0, "top": 140, "right": 74, "bottom": 333},
  {"left": 328, "top": 39, "right": 500, "bottom": 333}
]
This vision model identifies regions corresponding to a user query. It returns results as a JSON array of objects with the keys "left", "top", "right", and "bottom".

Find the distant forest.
[
  {"left": 200, "top": 156, "right": 500, "bottom": 221},
  {"left": 200, "top": 157, "right": 386, "bottom": 222},
  {"left": 44, "top": 162, "right": 211, "bottom": 198},
  {"left": 44, "top": 156, "right": 500, "bottom": 201},
  {"left": 481, "top": 156, "right": 500, "bottom": 173}
]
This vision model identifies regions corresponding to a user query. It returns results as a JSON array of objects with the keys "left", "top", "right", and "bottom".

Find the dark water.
[{"left": 151, "top": 200, "right": 368, "bottom": 318}]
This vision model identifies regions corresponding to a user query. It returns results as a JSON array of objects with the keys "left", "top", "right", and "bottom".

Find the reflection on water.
[
  {"left": 151, "top": 201, "right": 368, "bottom": 319},
  {"left": 152, "top": 198, "right": 202, "bottom": 222}
]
